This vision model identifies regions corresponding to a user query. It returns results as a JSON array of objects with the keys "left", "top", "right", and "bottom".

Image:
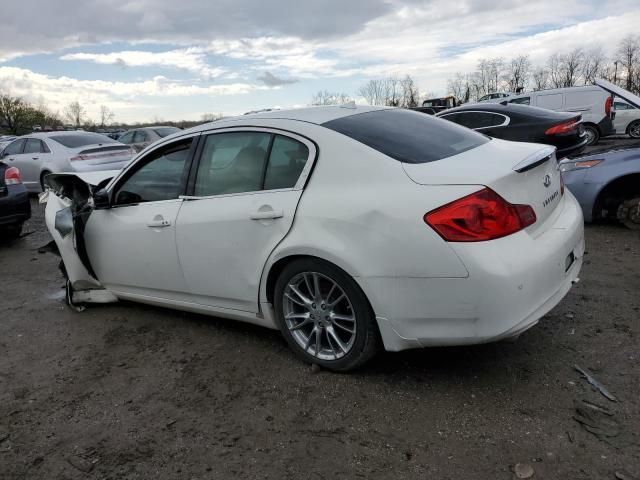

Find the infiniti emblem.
[{"left": 543, "top": 174, "right": 552, "bottom": 188}]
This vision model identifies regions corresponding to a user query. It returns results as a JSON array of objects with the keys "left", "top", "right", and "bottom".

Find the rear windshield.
[
  {"left": 322, "top": 109, "right": 489, "bottom": 164},
  {"left": 49, "top": 133, "right": 116, "bottom": 148},
  {"left": 153, "top": 127, "right": 180, "bottom": 138}
]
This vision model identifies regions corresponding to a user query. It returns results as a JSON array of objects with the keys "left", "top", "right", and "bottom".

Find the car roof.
[{"left": 180, "top": 105, "right": 389, "bottom": 135}]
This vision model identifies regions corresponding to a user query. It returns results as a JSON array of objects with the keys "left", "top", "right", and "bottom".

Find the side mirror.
[{"left": 93, "top": 188, "right": 110, "bottom": 209}]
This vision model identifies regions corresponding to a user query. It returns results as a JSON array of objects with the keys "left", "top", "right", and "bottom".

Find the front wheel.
[
  {"left": 583, "top": 125, "right": 600, "bottom": 146},
  {"left": 274, "top": 259, "right": 380, "bottom": 372},
  {"left": 628, "top": 120, "right": 640, "bottom": 139},
  {"left": 617, "top": 197, "right": 640, "bottom": 230}
]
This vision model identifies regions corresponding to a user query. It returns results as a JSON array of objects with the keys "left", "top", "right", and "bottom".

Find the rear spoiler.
[{"left": 512, "top": 146, "right": 556, "bottom": 173}]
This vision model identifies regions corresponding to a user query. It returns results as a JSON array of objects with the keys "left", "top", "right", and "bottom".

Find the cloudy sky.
[{"left": 0, "top": 0, "right": 638, "bottom": 123}]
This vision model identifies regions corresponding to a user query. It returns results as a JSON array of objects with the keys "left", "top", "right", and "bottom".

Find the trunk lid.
[
  {"left": 402, "top": 139, "right": 562, "bottom": 233},
  {"left": 595, "top": 78, "right": 640, "bottom": 109},
  {"left": 70, "top": 144, "right": 134, "bottom": 167}
]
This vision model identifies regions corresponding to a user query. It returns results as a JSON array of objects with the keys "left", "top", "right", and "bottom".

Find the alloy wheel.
[
  {"left": 282, "top": 271, "right": 356, "bottom": 361},
  {"left": 629, "top": 121, "right": 640, "bottom": 139}
]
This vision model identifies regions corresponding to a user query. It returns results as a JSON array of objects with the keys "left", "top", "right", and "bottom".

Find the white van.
[{"left": 507, "top": 85, "right": 615, "bottom": 145}]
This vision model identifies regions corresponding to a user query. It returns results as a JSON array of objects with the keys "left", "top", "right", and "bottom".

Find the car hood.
[{"left": 596, "top": 79, "right": 640, "bottom": 109}]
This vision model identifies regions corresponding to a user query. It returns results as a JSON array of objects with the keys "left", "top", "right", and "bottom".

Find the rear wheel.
[
  {"left": 274, "top": 258, "right": 380, "bottom": 372},
  {"left": 617, "top": 197, "right": 640, "bottom": 230},
  {"left": 583, "top": 124, "right": 600, "bottom": 146},
  {"left": 628, "top": 120, "right": 640, "bottom": 139}
]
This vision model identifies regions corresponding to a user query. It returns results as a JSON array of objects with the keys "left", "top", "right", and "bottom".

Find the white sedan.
[
  {"left": 1, "top": 131, "right": 134, "bottom": 193},
  {"left": 43, "top": 106, "right": 584, "bottom": 371}
]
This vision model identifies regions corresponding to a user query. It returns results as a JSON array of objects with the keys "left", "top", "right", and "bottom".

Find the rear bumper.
[
  {"left": 557, "top": 137, "right": 588, "bottom": 159},
  {"left": 0, "top": 185, "right": 31, "bottom": 226},
  {"left": 362, "top": 191, "right": 584, "bottom": 352}
]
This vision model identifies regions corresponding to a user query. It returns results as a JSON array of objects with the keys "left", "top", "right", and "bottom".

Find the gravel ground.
[{"left": 1, "top": 169, "right": 639, "bottom": 479}]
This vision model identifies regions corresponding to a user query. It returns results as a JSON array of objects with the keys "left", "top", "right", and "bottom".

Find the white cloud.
[
  {"left": 0, "top": 66, "right": 263, "bottom": 121},
  {"left": 61, "top": 48, "right": 226, "bottom": 79}
]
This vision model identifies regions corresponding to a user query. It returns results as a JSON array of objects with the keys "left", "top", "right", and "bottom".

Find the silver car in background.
[
  {"left": 117, "top": 126, "right": 181, "bottom": 153},
  {"left": 0, "top": 132, "right": 135, "bottom": 192}
]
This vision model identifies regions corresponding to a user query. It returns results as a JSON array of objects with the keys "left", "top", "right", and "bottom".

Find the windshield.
[
  {"left": 49, "top": 133, "right": 117, "bottom": 148},
  {"left": 323, "top": 109, "right": 489, "bottom": 164}
]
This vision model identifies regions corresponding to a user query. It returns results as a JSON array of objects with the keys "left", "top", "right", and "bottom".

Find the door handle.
[
  {"left": 147, "top": 217, "right": 171, "bottom": 228},
  {"left": 32, "top": 157, "right": 39, "bottom": 160},
  {"left": 250, "top": 209, "right": 284, "bottom": 220}
]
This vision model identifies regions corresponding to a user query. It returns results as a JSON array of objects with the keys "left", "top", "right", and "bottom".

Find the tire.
[
  {"left": 627, "top": 120, "right": 640, "bottom": 139},
  {"left": 583, "top": 124, "right": 600, "bottom": 146},
  {"left": 274, "top": 258, "right": 380, "bottom": 372},
  {"left": 1, "top": 222, "right": 23, "bottom": 240},
  {"left": 617, "top": 197, "right": 640, "bottom": 230},
  {"left": 40, "top": 171, "right": 51, "bottom": 191}
]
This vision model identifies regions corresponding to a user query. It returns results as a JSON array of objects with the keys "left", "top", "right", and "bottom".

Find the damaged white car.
[{"left": 42, "top": 106, "right": 584, "bottom": 371}]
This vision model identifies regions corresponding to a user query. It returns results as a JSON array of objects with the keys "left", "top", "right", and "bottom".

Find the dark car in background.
[
  {"left": 117, "top": 126, "right": 181, "bottom": 152},
  {"left": 0, "top": 163, "right": 30, "bottom": 239},
  {"left": 436, "top": 103, "right": 588, "bottom": 158}
]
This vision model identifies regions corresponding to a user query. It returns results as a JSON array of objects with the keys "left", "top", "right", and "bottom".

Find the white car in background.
[
  {"left": 43, "top": 106, "right": 584, "bottom": 371},
  {"left": 0, "top": 132, "right": 135, "bottom": 192},
  {"left": 477, "top": 92, "right": 512, "bottom": 103},
  {"left": 507, "top": 84, "right": 615, "bottom": 145},
  {"left": 613, "top": 99, "right": 640, "bottom": 138}
]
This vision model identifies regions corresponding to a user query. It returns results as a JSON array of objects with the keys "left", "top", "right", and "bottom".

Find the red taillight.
[
  {"left": 424, "top": 188, "right": 537, "bottom": 242},
  {"left": 545, "top": 120, "right": 579, "bottom": 135},
  {"left": 4, "top": 166, "right": 22, "bottom": 185},
  {"left": 605, "top": 96, "right": 613, "bottom": 117}
]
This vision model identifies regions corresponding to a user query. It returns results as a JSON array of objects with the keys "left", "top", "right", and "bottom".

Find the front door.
[
  {"left": 176, "top": 129, "right": 315, "bottom": 312},
  {"left": 84, "top": 137, "right": 197, "bottom": 298}
]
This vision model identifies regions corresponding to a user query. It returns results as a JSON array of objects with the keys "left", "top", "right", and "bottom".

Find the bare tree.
[
  {"left": 64, "top": 101, "right": 86, "bottom": 128},
  {"left": 99, "top": 105, "right": 115, "bottom": 127},
  {"left": 504, "top": 55, "right": 531, "bottom": 93},
  {"left": 531, "top": 67, "right": 549, "bottom": 91},
  {"left": 617, "top": 35, "right": 640, "bottom": 92},
  {"left": 581, "top": 48, "right": 607, "bottom": 85},
  {"left": 311, "top": 90, "right": 353, "bottom": 106},
  {"left": 447, "top": 73, "right": 471, "bottom": 103},
  {"left": 400, "top": 75, "right": 420, "bottom": 107},
  {"left": 358, "top": 79, "right": 390, "bottom": 106},
  {"left": 561, "top": 48, "right": 584, "bottom": 87}
]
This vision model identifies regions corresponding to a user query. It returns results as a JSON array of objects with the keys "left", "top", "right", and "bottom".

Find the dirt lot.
[{"left": 1, "top": 173, "right": 639, "bottom": 479}]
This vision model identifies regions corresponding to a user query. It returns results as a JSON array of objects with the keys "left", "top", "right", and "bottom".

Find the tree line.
[
  {"left": 0, "top": 95, "right": 117, "bottom": 135},
  {"left": 311, "top": 74, "right": 424, "bottom": 108},
  {"left": 447, "top": 35, "right": 640, "bottom": 102}
]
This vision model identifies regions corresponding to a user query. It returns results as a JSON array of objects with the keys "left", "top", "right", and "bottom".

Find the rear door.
[
  {"left": 175, "top": 128, "right": 316, "bottom": 312},
  {"left": 18, "top": 138, "right": 50, "bottom": 190}
]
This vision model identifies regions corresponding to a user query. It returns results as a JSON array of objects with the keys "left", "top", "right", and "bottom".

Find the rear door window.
[
  {"left": 24, "top": 138, "right": 43, "bottom": 154},
  {"left": 510, "top": 97, "right": 530, "bottom": 105},
  {"left": 194, "top": 132, "right": 271, "bottom": 196},
  {"left": 264, "top": 135, "right": 310, "bottom": 190},
  {"left": 323, "top": 109, "right": 488, "bottom": 164},
  {"left": 442, "top": 112, "right": 506, "bottom": 129}
]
